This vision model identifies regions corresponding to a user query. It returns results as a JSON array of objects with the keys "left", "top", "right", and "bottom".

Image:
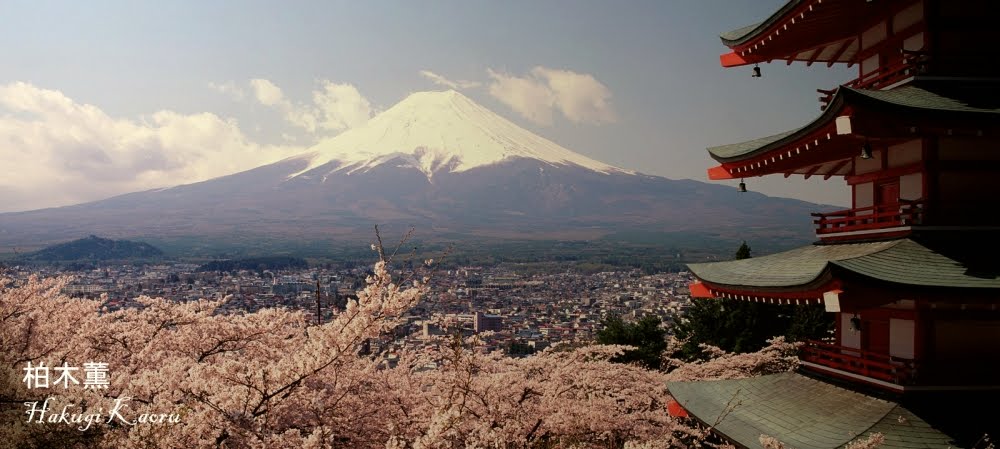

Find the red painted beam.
[
  {"left": 845, "top": 162, "right": 923, "bottom": 185},
  {"left": 803, "top": 164, "right": 823, "bottom": 180},
  {"left": 823, "top": 159, "right": 850, "bottom": 180},
  {"left": 805, "top": 47, "right": 824, "bottom": 66},
  {"left": 689, "top": 281, "right": 713, "bottom": 298},
  {"left": 707, "top": 165, "right": 737, "bottom": 180},
  {"left": 695, "top": 279, "right": 842, "bottom": 302},
  {"left": 720, "top": 51, "right": 752, "bottom": 68},
  {"left": 826, "top": 38, "right": 854, "bottom": 67}
]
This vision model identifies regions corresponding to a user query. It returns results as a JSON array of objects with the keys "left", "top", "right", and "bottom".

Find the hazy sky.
[{"left": 0, "top": 1, "right": 856, "bottom": 213}]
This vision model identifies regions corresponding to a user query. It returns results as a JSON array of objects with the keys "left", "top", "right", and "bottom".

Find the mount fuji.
[{"left": 0, "top": 90, "right": 821, "bottom": 253}]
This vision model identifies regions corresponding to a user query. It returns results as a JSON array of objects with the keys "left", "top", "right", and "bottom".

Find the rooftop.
[
  {"left": 668, "top": 372, "right": 959, "bottom": 449},
  {"left": 707, "top": 81, "right": 1000, "bottom": 163},
  {"left": 688, "top": 238, "right": 1000, "bottom": 290}
]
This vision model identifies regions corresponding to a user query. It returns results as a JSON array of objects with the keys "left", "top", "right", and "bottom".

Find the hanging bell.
[{"left": 860, "top": 142, "right": 873, "bottom": 159}]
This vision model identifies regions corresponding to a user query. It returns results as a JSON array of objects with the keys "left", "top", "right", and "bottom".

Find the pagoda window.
[
  {"left": 899, "top": 173, "right": 922, "bottom": 201},
  {"left": 889, "top": 318, "right": 916, "bottom": 359},
  {"left": 854, "top": 182, "right": 874, "bottom": 210},
  {"left": 839, "top": 313, "right": 862, "bottom": 355}
]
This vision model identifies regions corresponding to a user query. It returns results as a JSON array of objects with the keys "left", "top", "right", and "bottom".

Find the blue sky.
[{"left": 0, "top": 1, "right": 855, "bottom": 212}]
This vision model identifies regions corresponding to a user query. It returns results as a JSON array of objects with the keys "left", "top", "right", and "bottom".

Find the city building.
[
  {"left": 670, "top": 1, "right": 1000, "bottom": 447},
  {"left": 474, "top": 312, "right": 503, "bottom": 333}
]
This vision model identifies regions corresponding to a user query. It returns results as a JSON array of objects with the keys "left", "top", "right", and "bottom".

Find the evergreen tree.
[
  {"left": 673, "top": 299, "right": 792, "bottom": 360},
  {"left": 735, "top": 241, "right": 752, "bottom": 260},
  {"left": 596, "top": 314, "right": 667, "bottom": 369},
  {"left": 787, "top": 304, "right": 834, "bottom": 342}
]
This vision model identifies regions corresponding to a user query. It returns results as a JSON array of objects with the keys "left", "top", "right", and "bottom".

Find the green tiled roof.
[
  {"left": 720, "top": 22, "right": 765, "bottom": 43},
  {"left": 668, "top": 372, "right": 960, "bottom": 449},
  {"left": 687, "top": 241, "right": 898, "bottom": 288},
  {"left": 832, "top": 239, "right": 1000, "bottom": 289},
  {"left": 706, "top": 129, "right": 799, "bottom": 160},
  {"left": 846, "top": 84, "right": 1000, "bottom": 115},
  {"left": 688, "top": 239, "right": 1000, "bottom": 290},
  {"left": 706, "top": 82, "right": 1000, "bottom": 162},
  {"left": 719, "top": 0, "right": 802, "bottom": 46}
]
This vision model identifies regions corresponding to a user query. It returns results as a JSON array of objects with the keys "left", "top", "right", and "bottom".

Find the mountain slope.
[
  {"left": 288, "top": 90, "right": 628, "bottom": 179},
  {"left": 0, "top": 90, "right": 827, "bottom": 253}
]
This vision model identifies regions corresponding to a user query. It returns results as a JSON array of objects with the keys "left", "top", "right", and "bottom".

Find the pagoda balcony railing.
[
  {"left": 819, "top": 52, "right": 929, "bottom": 109},
  {"left": 812, "top": 199, "right": 924, "bottom": 236},
  {"left": 800, "top": 340, "right": 918, "bottom": 386}
]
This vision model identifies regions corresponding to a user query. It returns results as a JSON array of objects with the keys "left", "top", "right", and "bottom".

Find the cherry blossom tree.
[
  {"left": 1, "top": 252, "right": 803, "bottom": 448},
  {"left": 662, "top": 337, "right": 801, "bottom": 383}
]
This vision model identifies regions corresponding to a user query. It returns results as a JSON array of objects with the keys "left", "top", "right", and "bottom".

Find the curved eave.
[
  {"left": 687, "top": 241, "right": 899, "bottom": 289},
  {"left": 719, "top": 0, "right": 908, "bottom": 67},
  {"left": 705, "top": 90, "right": 850, "bottom": 180},
  {"left": 689, "top": 280, "right": 835, "bottom": 305},
  {"left": 688, "top": 266, "right": 835, "bottom": 298},
  {"left": 705, "top": 83, "right": 1000, "bottom": 180},
  {"left": 829, "top": 240, "right": 1000, "bottom": 289},
  {"left": 708, "top": 88, "right": 882, "bottom": 163},
  {"left": 688, "top": 239, "right": 1000, "bottom": 299},
  {"left": 719, "top": 0, "right": 805, "bottom": 46}
]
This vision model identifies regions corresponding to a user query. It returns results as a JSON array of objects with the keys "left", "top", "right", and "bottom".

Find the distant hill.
[
  {"left": 197, "top": 256, "right": 308, "bottom": 272},
  {"left": 22, "top": 235, "right": 163, "bottom": 261}
]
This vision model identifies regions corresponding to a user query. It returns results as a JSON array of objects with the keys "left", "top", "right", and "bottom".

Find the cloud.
[
  {"left": 486, "top": 69, "right": 555, "bottom": 125},
  {"left": 311, "top": 81, "right": 373, "bottom": 131},
  {"left": 217, "top": 78, "right": 372, "bottom": 134},
  {"left": 0, "top": 81, "right": 303, "bottom": 212},
  {"left": 249, "top": 78, "right": 285, "bottom": 106},
  {"left": 207, "top": 81, "right": 245, "bottom": 100},
  {"left": 533, "top": 67, "right": 616, "bottom": 125},
  {"left": 486, "top": 66, "right": 616, "bottom": 126},
  {"left": 419, "top": 70, "right": 481, "bottom": 90}
]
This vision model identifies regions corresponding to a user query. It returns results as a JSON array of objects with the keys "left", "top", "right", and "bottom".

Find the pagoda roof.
[
  {"left": 717, "top": 0, "right": 915, "bottom": 67},
  {"left": 719, "top": 0, "right": 808, "bottom": 46},
  {"left": 668, "top": 372, "right": 959, "bottom": 449},
  {"left": 847, "top": 81, "right": 1000, "bottom": 114},
  {"left": 687, "top": 238, "right": 1000, "bottom": 290},
  {"left": 688, "top": 240, "right": 895, "bottom": 289},
  {"left": 706, "top": 81, "right": 1000, "bottom": 179}
]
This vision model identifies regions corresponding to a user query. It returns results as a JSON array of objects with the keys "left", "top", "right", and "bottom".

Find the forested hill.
[{"left": 22, "top": 235, "right": 163, "bottom": 261}]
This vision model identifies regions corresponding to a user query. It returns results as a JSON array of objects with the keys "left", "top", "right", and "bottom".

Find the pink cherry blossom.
[{"left": 1, "top": 259, "right": 808, "bottom": 448}]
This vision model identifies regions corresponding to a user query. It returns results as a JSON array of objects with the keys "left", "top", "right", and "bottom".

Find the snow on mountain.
[
  {"left": 0, "top": 89, "right": 824, "bottom": 251},
  {"left": 288, "top": 90, "right": 631, "bottom": 180}
]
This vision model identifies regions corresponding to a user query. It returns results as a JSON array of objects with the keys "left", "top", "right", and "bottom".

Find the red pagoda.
[{"left": 669, "top": 1, "right": 1000, "bottom": 447}]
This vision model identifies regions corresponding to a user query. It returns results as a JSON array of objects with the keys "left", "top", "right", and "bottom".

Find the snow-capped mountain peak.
[{"left": 288, "top": 90, "right": 631, "bottom": 179}]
